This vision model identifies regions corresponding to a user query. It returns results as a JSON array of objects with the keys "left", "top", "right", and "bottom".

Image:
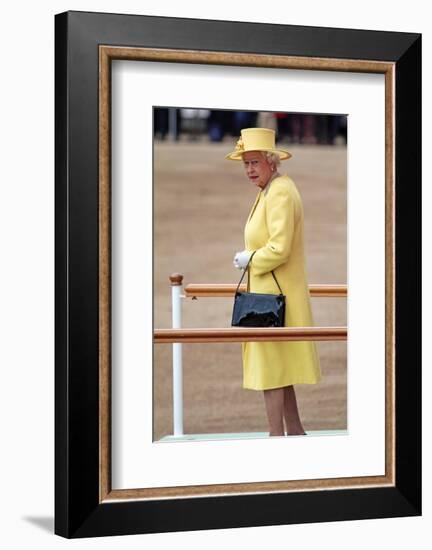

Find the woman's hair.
[{"left": 262, "top": 151, "right": 281, "bottom": 170}]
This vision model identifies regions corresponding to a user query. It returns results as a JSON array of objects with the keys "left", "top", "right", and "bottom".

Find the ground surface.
[{"left": 153, "top": 140, "right": 347, "bottom": 440}]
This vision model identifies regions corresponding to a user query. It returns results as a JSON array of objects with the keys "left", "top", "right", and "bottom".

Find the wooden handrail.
[
  {"left": 154, "top": 326, "right": 347, "bottom": 344},
  {"left": 184, "top": 283, "right": 347, "bottom": 298}
]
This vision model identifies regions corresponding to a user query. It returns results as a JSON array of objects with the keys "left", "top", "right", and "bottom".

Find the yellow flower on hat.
[{"left": 235, "top": 137, "right": 245, "bottom": 152}]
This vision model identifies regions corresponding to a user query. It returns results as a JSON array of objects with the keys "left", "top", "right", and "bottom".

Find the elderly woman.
[{"left": 226, "top": 127, "right": 321, "bottom": 437}]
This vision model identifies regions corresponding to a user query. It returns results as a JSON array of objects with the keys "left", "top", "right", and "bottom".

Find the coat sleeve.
[{"left": 250, "top": 183, "right": 296, "bottom": 275}]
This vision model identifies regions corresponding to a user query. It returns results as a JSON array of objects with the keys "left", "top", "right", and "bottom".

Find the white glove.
[{"left": 233, "top": 250, "right": 253, "bottom": 270}]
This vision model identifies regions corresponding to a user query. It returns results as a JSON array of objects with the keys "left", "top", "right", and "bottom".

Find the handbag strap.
[
  {"left": 235, "top": 251, "right": 284, "bottom": 294},
  {"left": 270, "top": 271, "right": 284, "bottom": 294},
  {"left": 235, "top": 251, "right": 256, "bottom": 293}
]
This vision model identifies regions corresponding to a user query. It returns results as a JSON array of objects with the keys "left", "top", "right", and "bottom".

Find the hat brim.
[{"left": 225, "top": 148, "right": 292, "bottom": 161}]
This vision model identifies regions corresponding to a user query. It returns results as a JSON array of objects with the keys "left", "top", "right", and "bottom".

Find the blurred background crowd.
[{"left": 154, "top": 107, "right": 347, "bottom": 145}]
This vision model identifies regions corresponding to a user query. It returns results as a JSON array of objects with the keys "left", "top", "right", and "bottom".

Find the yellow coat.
[{"left": 241, "top": 174, "right": 321, "bottom": 390}]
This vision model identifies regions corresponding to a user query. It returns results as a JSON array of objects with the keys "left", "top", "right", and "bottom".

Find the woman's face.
[{"left": 242, "top": 151, "right": 273, "bottom": 189}]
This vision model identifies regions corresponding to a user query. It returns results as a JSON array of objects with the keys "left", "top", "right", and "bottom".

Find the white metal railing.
[{"left": 155, "top": 273, "right": 347, "bottom": 437}]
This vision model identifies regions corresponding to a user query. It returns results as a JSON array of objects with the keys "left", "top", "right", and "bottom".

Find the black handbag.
[{"left": 231, "top": 251, "right": 286, "bottom": 327}]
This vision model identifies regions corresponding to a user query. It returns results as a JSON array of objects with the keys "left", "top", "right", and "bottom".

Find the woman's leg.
[
  {"left": 283, "top": 386, "right": 306, "bottom": 435},
  {"left": 263, "top": 388, "right": 285, "bottom": 436}
]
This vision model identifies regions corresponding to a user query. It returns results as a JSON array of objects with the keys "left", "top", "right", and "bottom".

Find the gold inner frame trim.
[{"left": 98, "top": 45, "right": 395, "bottom": 502}]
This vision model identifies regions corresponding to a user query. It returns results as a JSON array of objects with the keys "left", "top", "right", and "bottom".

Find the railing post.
[{"left": 170, "top": 273, "right": 184, "bottom": 436}]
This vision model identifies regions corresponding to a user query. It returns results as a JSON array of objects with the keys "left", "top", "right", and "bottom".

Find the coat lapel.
[{"left": 246, "top": 191, "right": 261, "bottom": 223}]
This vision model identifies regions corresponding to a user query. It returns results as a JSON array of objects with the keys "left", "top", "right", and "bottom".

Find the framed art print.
[{"left": 55, "top": 11, "right": 421, "bottom": 538}]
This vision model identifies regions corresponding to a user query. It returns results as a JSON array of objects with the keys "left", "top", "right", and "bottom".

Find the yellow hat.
[{"left": 225, "top": 127, "right": 292, "bottom": 161}]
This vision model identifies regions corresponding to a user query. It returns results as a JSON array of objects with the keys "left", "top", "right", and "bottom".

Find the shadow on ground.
[{"left": 22, "top": 516, "right": 54, "bottom": 534}]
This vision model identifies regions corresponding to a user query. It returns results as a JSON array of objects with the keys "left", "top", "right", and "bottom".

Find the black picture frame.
[{"left": 55, "top": 10, "right": 421, "bottom": 538}]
